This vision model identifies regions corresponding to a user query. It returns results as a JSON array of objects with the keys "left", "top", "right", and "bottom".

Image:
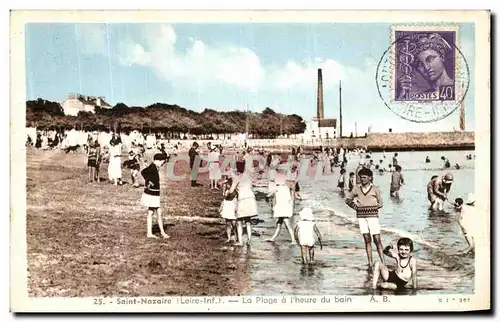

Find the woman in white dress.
[
  {"left": 267, "top": 171, "right": 296, "bottom": 244},
  {"left": 208, "top": 147, "right": 221, "bottom": 190},
  {"left": 266, "top": 154, "right": 279, "bottom": 206},
  {"left": 228, "top": 161, "right": 258, "bottom": 246},
  {"left": 108, "top": 135, "right": 123, "bottom": 185}
]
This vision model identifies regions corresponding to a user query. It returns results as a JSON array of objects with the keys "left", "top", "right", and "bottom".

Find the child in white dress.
[
  {"left": 220, "top": 177, "right": 237, "bottom": 242},
  {"left": 294, "top": 208, "right": 323, "bottom": 264},
  {"left": 209, "top": 147, "right": 221, "bottom": 190},
  {"left": 267, "top": 172, "right": 296, "bottom": 244}
]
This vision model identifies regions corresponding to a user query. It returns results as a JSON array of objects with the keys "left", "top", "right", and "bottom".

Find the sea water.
[{"left": 238, "top": 150, "right": 476, "bottom": 296}]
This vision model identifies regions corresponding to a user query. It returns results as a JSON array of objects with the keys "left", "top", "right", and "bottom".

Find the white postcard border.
[{"left": 10, "top": 9, "right": 491, "bottom": 312}]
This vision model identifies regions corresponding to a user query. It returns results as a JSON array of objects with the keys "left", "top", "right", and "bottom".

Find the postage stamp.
[
  {"left": 376, "top": 25, "right": 470, "bottom": 123},
  {"left": 394, "top": 30, "right": 457, "bottom": 102},
  {"left": 9, "top": 10, "right": 491, "bottom": 313}
]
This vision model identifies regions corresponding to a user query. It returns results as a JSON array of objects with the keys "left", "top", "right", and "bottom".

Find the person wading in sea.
[
  {"left": 390, "top": 165, "right": 405, "bottom": 198},
  {"left": 427, "top": 173, "right": 453, "bottom": 212}
]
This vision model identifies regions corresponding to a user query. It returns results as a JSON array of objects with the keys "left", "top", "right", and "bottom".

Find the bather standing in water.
[
  {"left": 441, "top": 156, "right": 451, "bottom": 169},
  {"left": 390, "top": 165, "right": 404, "bottom": 198},
  {"left": 345, "top": 168, "right": 385, "bottom": 270},
  {"left": 228, "top": 161, "right": 259, "bottom": 246},
  {"left": 392, "top": 153, "right": 399, "bottom": 167},
  {"left": 267, "top": 172, "right": 296, "bottom": 244},
  {"left": 454, "top": 193, "right": 476, "bottom": 254},
  {"left": 427, "top": 173, "right": 453, "bottom": 212}
]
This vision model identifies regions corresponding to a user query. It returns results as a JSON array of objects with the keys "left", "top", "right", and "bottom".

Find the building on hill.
[
  {"left": 62, "top": 93, "right": 112, "bottom": 116},
  {"left": 303, "top": 117, "right": 337, "bottom": 139}
]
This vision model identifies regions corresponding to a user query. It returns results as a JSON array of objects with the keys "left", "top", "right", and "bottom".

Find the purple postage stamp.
[
  {"left": 376, "top": 26, "right": 469, "bottom": 123},
  {"left": 394, "top": 30, "right": 456, "bottom": 102}
]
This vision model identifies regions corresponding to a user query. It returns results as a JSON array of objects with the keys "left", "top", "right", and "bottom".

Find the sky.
[{"left": 25, "top": 22, "right": 475, "bottom": 134}]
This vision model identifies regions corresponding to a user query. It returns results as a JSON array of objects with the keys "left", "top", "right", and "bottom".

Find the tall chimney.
[
  {"left": 459, "top": 97, "right": 465, "bottom": 131},
  {"left": 459, "top": 102, "right": 465, "bottom": 131},
  {"left": 317, "top": 69, "right": 324, "bottom": 119},
  {"left": 339, "top": 80, "right": 343, "bottom": 138}
]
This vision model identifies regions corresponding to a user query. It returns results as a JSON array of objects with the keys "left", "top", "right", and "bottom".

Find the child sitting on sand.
[
  {"left": 372, "top": 237, "right": 417, "bottom": 291},
  {"left": 294, "top": 208, "right": 323, "bottom": 265}
]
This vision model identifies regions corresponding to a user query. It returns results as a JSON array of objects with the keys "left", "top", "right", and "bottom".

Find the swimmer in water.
[
  {"left": 426, "top": 175, "right": 439, "bottom": 206},
  {"left": 390, "top": 165, "right": 404, "bottom": 198},
  {"left": 441, "top": 156, "right": 451, "bottom": 168},
  {"left": 392, "top": 153, "right": 398, "bottom": 167},
  {"left": 367, "top": 159, "right": 374, "bottom": 170},
  {"left": 377, "top": 160, "right": 385, "bottom": 174},
  {"left": 427, "top": 173, "right": 453, "bottom": 212},
  {"left": 372, "top": 238, "right": 417, "bottom": 291},
  {"left": 337, "top": 168, "right": 347, "bottom": 192}
]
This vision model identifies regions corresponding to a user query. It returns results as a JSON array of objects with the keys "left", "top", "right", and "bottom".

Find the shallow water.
[{"left": 236, "top": 150, "right": 475, "bottom": 296}]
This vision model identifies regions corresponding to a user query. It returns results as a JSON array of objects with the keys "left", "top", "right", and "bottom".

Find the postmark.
[{"left": 376, "top": 26, "right": 470, "bottom": 123}]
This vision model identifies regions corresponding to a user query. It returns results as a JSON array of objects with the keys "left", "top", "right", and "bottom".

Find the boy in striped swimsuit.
[{"left": 345, "top": 168, "right": 385, "bottom": 271}]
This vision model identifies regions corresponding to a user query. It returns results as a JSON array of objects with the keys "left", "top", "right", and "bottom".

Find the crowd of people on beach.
[
  {"left": 29, "top": 134, "right": 476, "bottom": 292},
  {"left": 139, "top": 142, "right": 476, "bottom": 291}
]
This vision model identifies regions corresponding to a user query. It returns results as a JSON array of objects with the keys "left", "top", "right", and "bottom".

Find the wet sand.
[{"left": 26, "top": 148, "right": 250, "bottom": 297}]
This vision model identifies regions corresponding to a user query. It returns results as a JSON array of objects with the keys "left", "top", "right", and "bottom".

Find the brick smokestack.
[{"left": 317, "top": 69, "right": 324, "bottom": 119}]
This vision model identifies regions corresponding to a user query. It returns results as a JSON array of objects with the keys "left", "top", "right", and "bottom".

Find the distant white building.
[
  {"left": 302, "top": 117, "right": 337, "bottom": 140},
  {"left": 62, "top": 93, "right": 112, "bottom": 116}
]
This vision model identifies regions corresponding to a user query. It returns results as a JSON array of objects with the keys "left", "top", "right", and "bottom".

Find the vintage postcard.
[{"left": 10, "top": 10, "right": 490, "bottom": 312}]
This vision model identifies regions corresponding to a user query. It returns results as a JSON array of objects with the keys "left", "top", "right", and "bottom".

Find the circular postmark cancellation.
[{"left": 376, "top": 27, "right": 470, "bottom": 123}]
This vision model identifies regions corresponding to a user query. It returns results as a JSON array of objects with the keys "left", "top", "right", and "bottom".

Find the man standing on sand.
[
  {"left": 189, "top": 141, "right": 201, "bottom": 187},
  {"left": 428, "top": 173, "right": 453, "bottom": 211},
  {"left": 345, "top": 168, "right": 385, "bottom": 271}
]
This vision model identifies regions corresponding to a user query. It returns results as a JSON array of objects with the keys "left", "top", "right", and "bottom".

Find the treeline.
[{"left": 26, "top": 98, "right": 307, "bottom": 137}]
